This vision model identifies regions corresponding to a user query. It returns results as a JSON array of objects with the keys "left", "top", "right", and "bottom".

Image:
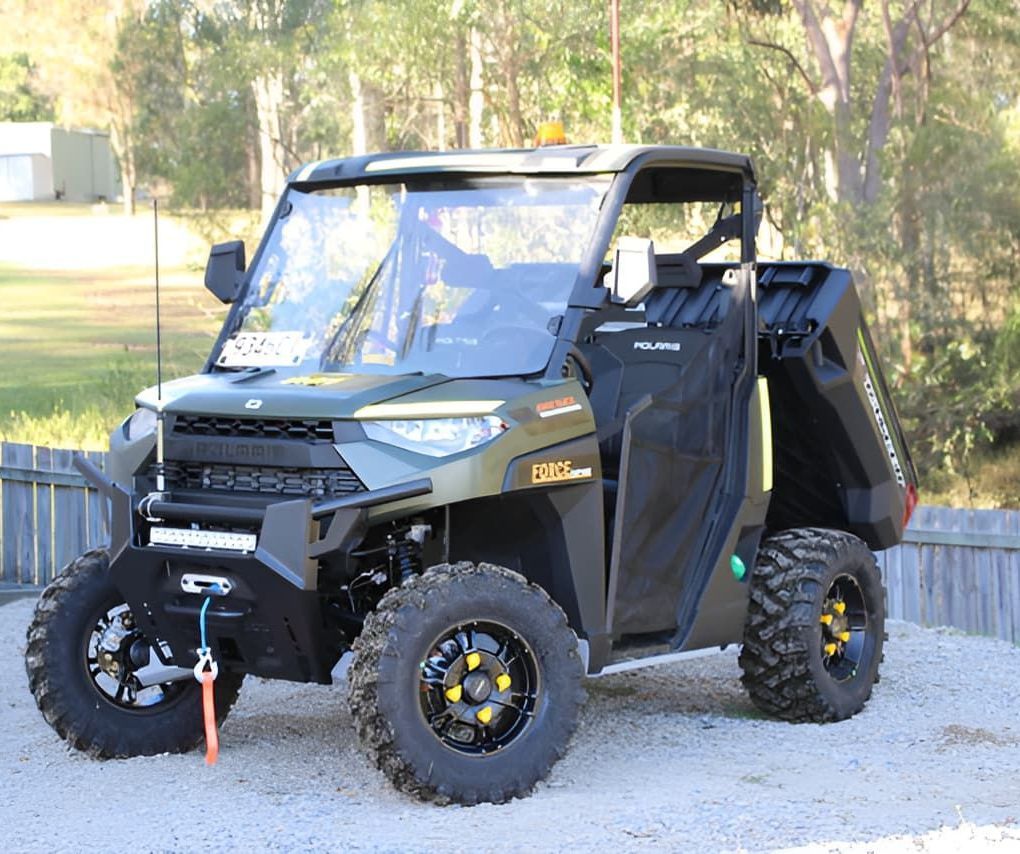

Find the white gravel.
[{"left": 3, "top": 595, "right": 1020, "bottom": 853}]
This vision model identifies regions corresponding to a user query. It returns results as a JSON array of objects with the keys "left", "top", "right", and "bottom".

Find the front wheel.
[
  {"left": 25, "top": 548, "right": 244, "bottom": 757},
  {"left": 739, "top": 528, "right": 885, "bottom": 723},
  {"left": 348, "top": 562, "right": 585, "bottom": 804}
]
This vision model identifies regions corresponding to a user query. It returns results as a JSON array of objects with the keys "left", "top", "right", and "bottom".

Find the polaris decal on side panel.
[
  {"left": 633, "top": 341, "right": 681, "bottom": 351},
  {"left": 858, "top": 348, "right": 906, "bottom": 487}
]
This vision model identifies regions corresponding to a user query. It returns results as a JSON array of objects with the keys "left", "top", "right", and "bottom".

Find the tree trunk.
[
  {"left": 434, "top": 81, "right": 446, "bottom": 150},
  {"left": 253, "top": 69, "right": 288, "bottom": 223},
  {"left": 246, "top": 117, "right": 261, "bottom": 211},
  {"left": 453, "top": 31, "right": 470, "bottom": 148},
  {"left": 895, "top": 162, "right": 922, "bottom": 372},
  {"left": 349, "top": 69, "right": 387, "bottom": 155},
  {"left": 108, "top": 119, "right": 135, "bottom": 216},
  {"left": 503, "top": 61, "right": 525, "bottom": 147},
  {"left": 791, "top": 0, "right": 865, "bottom": 205},
  {"left": 469, "top": 27, "right": 484, "bottom": 148}
]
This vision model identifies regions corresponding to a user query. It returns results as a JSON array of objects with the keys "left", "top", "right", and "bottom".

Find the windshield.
[{"left": 216, "top": 176, "right": 611, "bottom": 377}]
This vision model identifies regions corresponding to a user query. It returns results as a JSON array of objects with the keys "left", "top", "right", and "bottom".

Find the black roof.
[{"left": 288, "top": 144, "right": 756, "bottom": 185}]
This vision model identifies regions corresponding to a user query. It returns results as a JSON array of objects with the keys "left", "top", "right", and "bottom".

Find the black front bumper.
[{"left": 88, "top": 460, "right": 431, "bottom": 684}]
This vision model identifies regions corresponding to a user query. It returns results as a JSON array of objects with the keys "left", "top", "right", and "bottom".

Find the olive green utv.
[{"left": 26, "top": 144, "right": 917, "bottom": 804}]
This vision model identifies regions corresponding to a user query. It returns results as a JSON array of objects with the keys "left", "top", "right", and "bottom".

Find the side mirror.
[
  {"left": 204, "top": 240, "right": 246, "bottom": 304},
  {"left": 607, "top": 236, "right": 657, "bottom": 306}
]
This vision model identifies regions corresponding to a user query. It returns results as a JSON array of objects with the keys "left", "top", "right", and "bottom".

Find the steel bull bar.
[{"left": 73, "top": 454, "right": 433, "bottom": 683}]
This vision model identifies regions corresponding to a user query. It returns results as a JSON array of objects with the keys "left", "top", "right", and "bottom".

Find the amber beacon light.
[{"left": 534, "top": 121, "right": 567, "bottom": 146}]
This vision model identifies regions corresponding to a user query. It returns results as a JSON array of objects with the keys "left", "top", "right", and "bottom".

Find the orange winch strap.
[{"left": 202, "top": 671, "right": 219, "bottom": 766}]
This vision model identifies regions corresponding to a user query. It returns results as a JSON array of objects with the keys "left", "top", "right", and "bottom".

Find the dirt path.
[{"left": 2, "top": 596, "right": 1019, "bottom": 852}]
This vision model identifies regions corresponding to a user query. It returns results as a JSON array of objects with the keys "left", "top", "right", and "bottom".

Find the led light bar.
[{"left": 149, "top": 526, "right": 257, "bottom": 553}]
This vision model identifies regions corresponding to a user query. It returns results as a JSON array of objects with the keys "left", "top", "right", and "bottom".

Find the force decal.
[
  {"left": 531, "top": 459, "right": 593, "bottom": 484},
  {"left": 536, "top": 396, "right": 583, "bottom": 419}
]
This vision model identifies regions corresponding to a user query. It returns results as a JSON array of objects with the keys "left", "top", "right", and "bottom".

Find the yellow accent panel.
[
  {"left": 444, "top": 684, "right": 463, "bottom": 703},
  {"left": 465, "top": 652, "right": 481, "bottom": 671},
  {"left": 833, "top": 601, "right": 846, "bottom": 615},
  {"left": 495, "top": 673, "right": 512, "bottom": 692},
  {"left": 819, "top": 614, "right": 833, "bottom": 625},
  {"left": 354, "top": 400, "right": 505, "bottom": 419},
  {"left": 282, "top": 374, "right": 354, "bottom": 386},
  {"left": 476, "top": 706, "right": 493, "bottom": 724},
  {"left": 824, "top": 643, "right": 838, "bottom": 656},
  {"left": 758, "top": 377, "right": 773, "bottom": 492},
  {"left": 839, "top": 631, "right": 851, "bottom": 642}
]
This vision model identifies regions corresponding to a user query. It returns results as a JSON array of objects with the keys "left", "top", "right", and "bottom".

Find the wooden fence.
[
  {"left": 1, "top": 442, "right": 109, "bottom": 586},
  {"left": 2, "top": 440, "right": 1020, "bottom": 643},
  {"left": 875, "top": 504, "right": 1020, "bottom": 644}
]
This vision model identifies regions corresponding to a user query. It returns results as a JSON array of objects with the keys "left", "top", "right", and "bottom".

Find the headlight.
[
  {"left": 123, "top": 407, "right": 158, "bottom": 441},
  {"left": 364, "top": 416, "right": 507, "bottom": 458}
]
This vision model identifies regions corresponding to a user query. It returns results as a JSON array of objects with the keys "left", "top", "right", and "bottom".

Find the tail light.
[{"left": 902, "top": 482, "right": 918, "bottom": 528}]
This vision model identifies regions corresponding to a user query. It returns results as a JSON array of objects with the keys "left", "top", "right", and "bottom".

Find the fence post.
[{"left": 1, "top": 442, "right": 37, "bottom": 585}]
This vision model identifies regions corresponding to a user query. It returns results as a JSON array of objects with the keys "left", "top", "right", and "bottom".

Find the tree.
[
  {"left": 0, "top": 53, "right": 54, "bottom": 121},
  {"left": 747, "top": 0, "right": 971, "bottom": 207}
]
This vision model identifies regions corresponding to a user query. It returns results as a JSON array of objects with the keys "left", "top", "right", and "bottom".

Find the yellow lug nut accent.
[
  {"left": 819, "top": 614, "right": 833, "bottom": 625},
  {"left": 444, "top": 684, "right": 463, "bottom": 703},
  {"left": 465, "top": 652, "right": 481, "bottom": 671},
  {"left": 824, "top": 643, "right": 838, "bottom": 656},
  {"left": 476, "top": 706, "right": 493, "bottom": 725},
  {"left": 495, "top": 673, "right": 512, "bottom": 692},
  {"left": 833, "top": 601, "right": 846, "bottom": 615},
  {"left": 839, "top": 631, "right": 851, "bottom": 642}
]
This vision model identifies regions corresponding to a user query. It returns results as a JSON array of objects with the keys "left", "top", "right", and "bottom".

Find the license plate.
[{"left": 149, "top": 527, "right": 257, "bottom": 553}]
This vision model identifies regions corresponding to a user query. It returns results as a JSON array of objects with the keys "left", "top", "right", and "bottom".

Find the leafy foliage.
[
  {"left": 0, "top": 53, "right": 53, "bottom": 121},
  {"left": 4, "top": 0, "right": 1019, "bottom": 501}
]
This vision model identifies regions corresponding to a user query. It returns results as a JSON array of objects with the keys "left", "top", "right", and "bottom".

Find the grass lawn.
[{"left": 0, "top": 264, "right": 225, "bottom": 448}]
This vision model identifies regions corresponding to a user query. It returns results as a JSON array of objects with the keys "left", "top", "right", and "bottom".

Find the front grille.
[
  {"left": 156, "top": 460, "right": 365, "bottom": 498},
  {"left": 172, "top": 415, "right": 335, "bottom": 443}
]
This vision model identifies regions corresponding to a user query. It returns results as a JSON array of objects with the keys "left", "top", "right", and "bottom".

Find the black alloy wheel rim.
[
  {"left": 819, "top": 573, "right": 869, "bottom": 682},
  {"left": 418, "top": 621, "right": 540, "bottom": 756},
  {"left": 84, "top": 601, "right": 190, "bottom": 711}
]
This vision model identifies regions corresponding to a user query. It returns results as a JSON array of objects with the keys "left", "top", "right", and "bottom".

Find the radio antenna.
[
  {"left": 153, "top": 198, "right": 166, "bottom": 495},
  {"left": 153, "top": 198, "right": 163, "bottom": 399}
]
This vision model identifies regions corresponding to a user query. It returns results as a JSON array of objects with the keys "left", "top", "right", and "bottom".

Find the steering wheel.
[
  {"left": 486, "top": 289, "right": 553, "bottom": 330},
  {"left": 362, "top": 328, "right": 400, "bottom": 352},
  {"left": 352, "top": 327, "right": 401, "bottom": 366},
  {"left": 565, "top": 346, "right": 594, "bottom": 392}
]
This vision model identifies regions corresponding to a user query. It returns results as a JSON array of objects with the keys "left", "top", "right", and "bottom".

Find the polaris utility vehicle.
[{"left": 26, "top": 144, "right": 917, "bottom": 804}]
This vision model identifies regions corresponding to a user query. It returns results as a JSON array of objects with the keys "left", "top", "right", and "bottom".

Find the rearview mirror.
[
  {"left": 607, "top": 236, "right": 657, "bottom": 306},
  {"left": 204, "top": 240, "right": 246, "bottom": 304}
]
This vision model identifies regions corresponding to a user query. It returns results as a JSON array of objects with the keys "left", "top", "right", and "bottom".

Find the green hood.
[{"left": 134, "top": 371, "right": 454, "bottom": 420}]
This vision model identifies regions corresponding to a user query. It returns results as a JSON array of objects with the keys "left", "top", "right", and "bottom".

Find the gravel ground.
[{"left": 3, "top": 595, "right": 1020, "bottom": 853}]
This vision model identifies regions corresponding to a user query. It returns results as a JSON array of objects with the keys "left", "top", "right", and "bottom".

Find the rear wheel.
[
  {"left": 348, "top": 562, "right": 585, "bottom": 804},
  {"left": 739, "top": 528, "right": 885, "bottom": 722},
  {"left": 25, "top": 548, "right": 244, "bottom": 757}
]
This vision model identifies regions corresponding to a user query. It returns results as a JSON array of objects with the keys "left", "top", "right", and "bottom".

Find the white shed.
[{"left": 0, "top": 122, "right": 120, "bottom": 203}]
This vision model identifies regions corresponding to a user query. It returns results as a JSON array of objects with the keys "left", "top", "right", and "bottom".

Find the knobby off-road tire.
[
  {"left": 348, "top": 562, "right": 586, "bottom": 805},
  {"left": 739, "top": 528, "right": 885, "bottom": 723},
  {"left": 25, "top": 548, "right": 244, "bottom": 758}
]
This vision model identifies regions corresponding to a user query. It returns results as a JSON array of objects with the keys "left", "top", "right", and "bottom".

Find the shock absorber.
[{"left": 387, "top": 524, "right": 432, "bottom": 583}]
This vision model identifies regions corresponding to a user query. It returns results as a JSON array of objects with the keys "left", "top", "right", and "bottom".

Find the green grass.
[
  {"left": 0, "top": 201, "right": 103, "bottom": 218},
  {"left": 0, "top": 264, "right": 225, "bottom": 449}
]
